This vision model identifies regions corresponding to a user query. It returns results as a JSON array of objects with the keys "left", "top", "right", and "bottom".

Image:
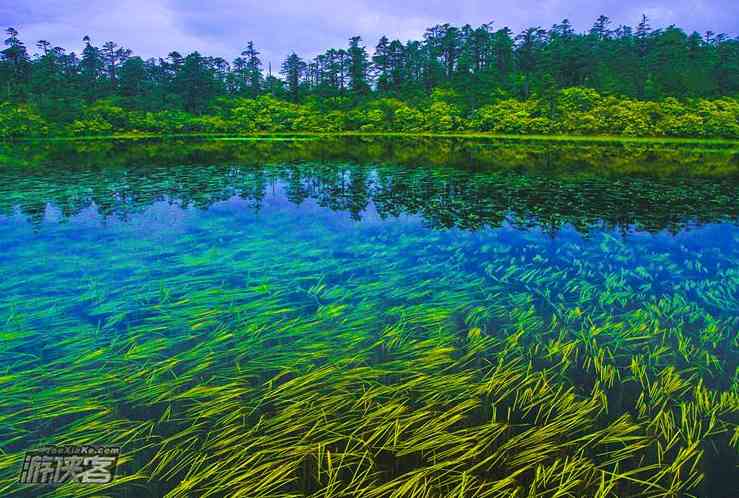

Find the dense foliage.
[
  {"left": 2, "top": 92, "right": 738, "bottom": 139},
  {"left": 1, "top": 16, "right": 738, "bottom": 138}
]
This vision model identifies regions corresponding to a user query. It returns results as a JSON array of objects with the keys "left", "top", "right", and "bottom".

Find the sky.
[{"left": 3, "top": 0, "right": 738, "bottom": 68}]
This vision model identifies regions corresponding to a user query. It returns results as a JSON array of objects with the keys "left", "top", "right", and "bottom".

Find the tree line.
[{"left": 1, "top": 16, "right": 738, "bottom": 138}]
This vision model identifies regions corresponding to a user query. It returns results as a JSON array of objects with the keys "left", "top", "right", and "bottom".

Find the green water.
[{"left": 0, "top": 138, "right": 738, "bottom": 497}]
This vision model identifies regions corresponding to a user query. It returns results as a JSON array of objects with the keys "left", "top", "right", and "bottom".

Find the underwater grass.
[{"left": 0, "top": 143, "right": 737, "bottom": 497}]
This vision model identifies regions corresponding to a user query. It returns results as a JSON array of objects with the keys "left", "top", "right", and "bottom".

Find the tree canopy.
[{"left": 1, "top": 17, "right": 738, "bottom": 138}]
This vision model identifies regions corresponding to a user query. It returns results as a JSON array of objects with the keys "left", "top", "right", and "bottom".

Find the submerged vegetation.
[{"left": 0, "top": 138, "right": 738, "bottom": 497}]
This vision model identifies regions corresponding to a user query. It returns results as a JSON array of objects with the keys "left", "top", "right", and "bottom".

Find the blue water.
[{"left": 0, "top": 138, "right": 737, "bottom": 498}]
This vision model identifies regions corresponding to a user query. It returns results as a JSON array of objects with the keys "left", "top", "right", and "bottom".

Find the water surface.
[{"left": 1, "top": 137, "right": 737, "bottom": 497}]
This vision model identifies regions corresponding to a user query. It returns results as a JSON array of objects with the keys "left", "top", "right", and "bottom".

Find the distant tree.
[
  {"left": 101, "top": 41, "right": 132, "bottom": 88},
  {"left": 492, "top": 28, "right": 515, "bottom": 80},
  {"left": 347, "top": 36, "right": 370, "bottom": 95},
  {"left": 242, "top": 41, "right": 262, "bottom": 97},
  {"left": 1, "top": 27, "right": 31, "bottom": 98},
  {"left": 372, "top": 36, "right": 391, "bottom": 91},
  {"left": 166, "top": 51, "right": 184, "bottom": 81},
  {"left": 715, "top": 36, "right": 739, "bottom": 95},
  {"left": 635, "top": 14, "right": 652, "bottom": 55},
  {"left": 36, "top": 40, "right": 51, "bottom": 55},
  {"left": 79, "top": 36, "right": 104, "bottom": 101},
  {"left": 0, "top": 15, "right": 738, "bottom": 134},
  {"left": 174, "top": 52, "right": 219, "bottom": 113},
  {"left": 546, "top": 19, "right": 593, "bottom": 88},
  {"left": 281, "top": 52, "right": 306, "bottom": 102},
  {"left": 589, "top": 16, "right": 612, "bottom": 40},
  {"left": 515, "top": 27, "right": 547, "bottom": 98},
  {"left": 118, "top": 56, "right": 147, "bottom": 99}
]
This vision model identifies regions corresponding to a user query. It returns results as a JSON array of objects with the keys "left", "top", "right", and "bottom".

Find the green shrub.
[
  {"left": 3, "top": 88, "right": 738, "bottom": 138},
  {"left": 0, "top": 103, "right": 49, "bottom": 138},
  {"left": 67, "top": 117, "right": 113, "bottom": 136}
]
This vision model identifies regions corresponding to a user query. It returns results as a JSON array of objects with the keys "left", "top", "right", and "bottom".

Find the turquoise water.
[{"left": 0, "top": 138, "right": 737, "bottom": 497}]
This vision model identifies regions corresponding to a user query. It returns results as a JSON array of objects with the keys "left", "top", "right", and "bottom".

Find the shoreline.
[{"left": 6, "top": 131, "right": 739, "bottom": 146}]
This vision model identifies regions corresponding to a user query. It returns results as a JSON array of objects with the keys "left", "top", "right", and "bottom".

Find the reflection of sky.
[
  {"left": 0, "top": 175, "right": 736, "bottom": 340},
  {"left": 2, "top": 179, "right": 738, "bottom": 244}
]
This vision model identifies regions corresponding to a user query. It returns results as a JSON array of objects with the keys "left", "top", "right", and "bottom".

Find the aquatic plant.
[{"left": 0, "top": 139, "right": 737, "bottom": 497}]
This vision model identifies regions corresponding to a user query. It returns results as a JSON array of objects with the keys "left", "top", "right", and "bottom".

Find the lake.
[{"left": 1, "top": 137, "right": 737, "bottom": 497}]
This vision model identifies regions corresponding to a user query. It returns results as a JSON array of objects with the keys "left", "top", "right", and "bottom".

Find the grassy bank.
[{"left": 8, "top": 131, "right": 739, "bottom": 147}]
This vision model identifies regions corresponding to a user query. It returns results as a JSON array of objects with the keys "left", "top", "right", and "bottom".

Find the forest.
[{"left": 1, "top": 16, "right": 738, "bottom": 138}]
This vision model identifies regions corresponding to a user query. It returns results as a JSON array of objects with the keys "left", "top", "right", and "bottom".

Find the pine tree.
[
  {"left": 347, "top": 36, "right": 370, "bottom": 95},
  {"left": 79, "top": 35, "right": 104, "bottom": 101},
  {"left": 242, "top": 41, "right": 262, "bottom": 97},
  {"left": 281, "top": 52, "right": 306, "bottom": 102}
]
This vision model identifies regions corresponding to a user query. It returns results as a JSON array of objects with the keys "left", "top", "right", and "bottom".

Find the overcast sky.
[{"left": 4, "top": 1, "right": 738, "bottom": 68}]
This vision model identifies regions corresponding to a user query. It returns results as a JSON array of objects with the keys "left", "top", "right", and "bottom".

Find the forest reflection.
[{"left": 1, "top": 137, "right": 737, "bottom": 234}]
